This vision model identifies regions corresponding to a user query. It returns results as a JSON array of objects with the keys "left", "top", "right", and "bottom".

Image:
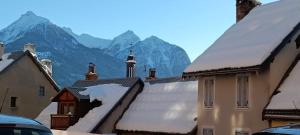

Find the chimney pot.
[
  {"left": 24, "top": 43, "right": 36, "bottom": 56},
  {"left": 0, "top": 42, "right": 4, "bottom": 61},
  {"left": 146, "top": 68, "right": 156, "bottom": 80},
  {"left": 41, "top": 59, "right": 52, "bottom": 76},
  {"left": 86, "top": 63, "right": 98, "bottom": 80},
  {"left": 236, "top": 0, "right": 261, "bottom": 22}
]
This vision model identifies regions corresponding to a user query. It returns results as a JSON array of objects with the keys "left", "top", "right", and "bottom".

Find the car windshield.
[{"left": 0, "top": 127, "right": 52, "bottom": 135}]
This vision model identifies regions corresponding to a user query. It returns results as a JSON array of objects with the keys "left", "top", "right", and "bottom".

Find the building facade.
[
  {"left": 183, "top": 0, "right": 300, "bottom": 134},
  {"left": 0, "top": 43, "right": 59, "bottom": 118}
]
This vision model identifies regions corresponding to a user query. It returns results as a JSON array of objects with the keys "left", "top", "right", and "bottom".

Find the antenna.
[
  {"left": 0, "top": 88, "right": 9, "bottom": 113},
  {"left": 144, "top": 65, "right": 147, "bottom": 78},
  {"left": 129, "top": 42, "right": 134, "bottom": 55}
]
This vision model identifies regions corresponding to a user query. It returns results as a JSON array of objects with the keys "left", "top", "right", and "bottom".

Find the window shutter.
[
  {"left": 204, "top": 80, "right": 208, "bottom": 106},
  {"left": 204, "top": 79, "right": 214, "bottom": 108},
  {"left": 237, "top": 75, "right": 249, "bottom": 108},
  {"left": 244, "top": 77, "right": 249, "bottom": 107},
  {"left": 241, "top": 77, "right": 246, "bottom": 106},
  {"left": 237, "top": 77, "right": 242, "bottom": 106},
  {"left": 209, "top": 80, "right": 214, "bottom": 106}
]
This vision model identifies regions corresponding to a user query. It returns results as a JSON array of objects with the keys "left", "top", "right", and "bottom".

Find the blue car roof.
[
  {"left": 259, "top": 124, "right": 300, "bottom": 135},
  {"left": 0, "top": 114, "right": 41, "bottom": 125}
]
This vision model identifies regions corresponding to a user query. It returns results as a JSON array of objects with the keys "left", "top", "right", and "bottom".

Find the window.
[
  {"left": 296, "top": 35, "right": 300, "bottom": 49},
  {"left": 59, "top": 103, "right": 75, "bottom": 115},
  {"left": 237, "top": 75, "right": 249, "bottom": 108},
  {"left": 235, "top": 130, "right": 250, "bottom": 135},
  {"left": 203, "top": 128, "right": 214, "bottom": 135},
  {"left": 10, "top": 97, "right": 17, "bottom": 107},
  {"left": 39, "top": 86, "right": 45, "bottom": 96},
  {"left": 204, "top": 78, "right": 214, "bottom": 108}
]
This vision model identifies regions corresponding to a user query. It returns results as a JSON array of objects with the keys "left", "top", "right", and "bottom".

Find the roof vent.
[{"left": 24, "top": 43, "right": 36, "bottom": 56}]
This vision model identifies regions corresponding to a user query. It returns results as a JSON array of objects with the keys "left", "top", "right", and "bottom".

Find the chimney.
[
  {"left": 41, "top": 59, "right": 52, "bottom": 76},
  {"left": 236, "top": 0, "right": 261, "bottom": 22},
  {"left": 146, "top": 68, "right": 156, "bottom": 80},
  {"left": 0, "top": 42, "right": 4, "bottom": 61},
  {"left": 126, "top": 50, "right": 136, "bottom": 78},
  {"left": 85, "top": 63, "right": 98, "bottom": 80},
  {"left": 24, "top": 43, "right": 36, "bottom": 56}
]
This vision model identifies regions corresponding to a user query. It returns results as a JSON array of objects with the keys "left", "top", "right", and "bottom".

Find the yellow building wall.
[
  {"left": 196, "top": 30, "right": 300, "bottom": 135},
  {"left": 0, "top": 55, "right": 58, "bottom": 119}
]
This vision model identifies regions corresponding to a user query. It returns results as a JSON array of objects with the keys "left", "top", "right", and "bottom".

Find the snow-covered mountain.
[
  {"left": 63, "top": 27, "right": 111, "bottom": 49},
  {"left": 105, "top": 30, "right": 140, "bottom": 55},
  {"left": 0, "top": 11, "right": 191, "bottom": 86},
  {"left": 0, "top": 11, "right": 123, "bottom": 86},
  {"left": 0, "top": 11, "right": 50, "bottom": 43},
  {"left": 116, "top": 36, "right": 191, "bottom": 77}
]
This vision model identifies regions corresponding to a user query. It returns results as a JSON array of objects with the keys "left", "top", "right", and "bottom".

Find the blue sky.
[{"left": 0, "top": 0, "right": 276, "bottom": 61}]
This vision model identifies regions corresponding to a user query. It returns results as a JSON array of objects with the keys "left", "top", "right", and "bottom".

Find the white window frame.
[
  {"left": 202, "top": 126, "right": 215, "bottom": 135},
  {"left": 236, "top": 74, "right": 250, "bottom": 109},
  {"left": 234, "top": 128, "right": 251, "bottom": 135},
  {"left": 203, "top": 77, "right": 215, "bottom": 109}
]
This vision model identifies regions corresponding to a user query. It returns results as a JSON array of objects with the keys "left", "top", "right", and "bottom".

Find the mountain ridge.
[{"left": 0, "top": 11, "right": 191, "bottom": 86}]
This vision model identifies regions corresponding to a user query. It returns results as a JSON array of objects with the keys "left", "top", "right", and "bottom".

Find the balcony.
[{"left": 51, "top": 114, "right": 78, "bottom": 130}]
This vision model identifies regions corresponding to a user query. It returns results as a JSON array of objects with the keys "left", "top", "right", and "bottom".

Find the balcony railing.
[{"left": 51, "top": 114, "right": 79, "bottom": 130}]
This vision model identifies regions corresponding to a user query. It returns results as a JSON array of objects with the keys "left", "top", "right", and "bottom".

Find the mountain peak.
[
  {"left": 0, "top": 11, "right": 51, "bottom": 43},
  {"left": 113, "top": 30, "right": 140, "bottom": 43},
  {"left": 18, "top": 11, "right": 50, "bottom": 24},
  {"left": 147, "top": 35, "right": 161, "bottom": 40},
  {"left": 117, "top": 30, "right": 139, "bottom": 39},
  {"left": 22, "top": 11, "right": 36, "bottom": 16},
  {"left": 143, "top": 35, "right": 166, "bottom": 44}
]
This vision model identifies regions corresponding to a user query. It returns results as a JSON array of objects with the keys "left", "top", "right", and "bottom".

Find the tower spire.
[{"left": 126, "top": 47, "right": 136, "bottom": 78}]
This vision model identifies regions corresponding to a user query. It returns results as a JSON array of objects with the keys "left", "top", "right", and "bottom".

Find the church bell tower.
[{"left": 126, "top": 50, "right": 136, "bottom": 78}]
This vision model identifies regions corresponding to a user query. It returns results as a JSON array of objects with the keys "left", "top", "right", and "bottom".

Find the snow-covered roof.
[
  {"left": 185, "top": 0, "right": 300, "bottom": 73},
  {"left": 0, "top": 53, "right": 14, "bottom": 72},
  {"left": 116, "top": 80, "right": 197, "bottom": 134},
  {"left": 36, "top": 82, "right": 132, "bottom": 133},
  {"left": 266, "top": 60, "right": 300, "bottom": 110},
  {"left": 36, "top": 102, "right": 57, "bottom": 128},
  {"left": 67, "top": 84, "right": 129, "bottom": 132}
]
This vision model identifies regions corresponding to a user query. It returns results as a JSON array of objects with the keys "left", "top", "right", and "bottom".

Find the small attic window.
[{"left": 296, "top": 35, "right": 300, "bottom": 49}]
